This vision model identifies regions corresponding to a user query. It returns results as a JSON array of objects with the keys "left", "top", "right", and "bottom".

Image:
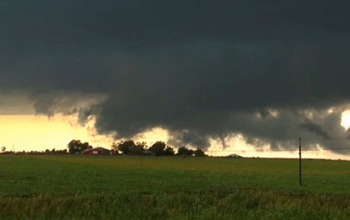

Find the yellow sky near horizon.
[
  {"left": 0, "top": 114, "right": 114, "bottom": 152},
  {"left": 1, "top": 111, "right": 350, "bottom": 160},
  {"left": 0, "top": 114, "right": 170, "bottom": 152}
]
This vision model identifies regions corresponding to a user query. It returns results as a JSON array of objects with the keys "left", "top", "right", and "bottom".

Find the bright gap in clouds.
[
  {"left": 0, "top": 114, "right": 170, "bottom": 152},
  {"left": 133, "top": 127, "right": 169, "bottom": 145},
  {"left": 341, "top": 110, "right": 350, "bottom": 130},
  {"left": 0, "top": 114, "right": 114, "bottom": 152}
]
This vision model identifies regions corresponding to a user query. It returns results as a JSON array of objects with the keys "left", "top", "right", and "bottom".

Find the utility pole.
[{"left": 299, "top": 137, "right": 302, "bottom": 186}]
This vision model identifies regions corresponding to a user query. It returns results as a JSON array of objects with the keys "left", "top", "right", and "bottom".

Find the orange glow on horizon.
[
  {"left": 0, "top": 114, "right": 114, "bottom": 152},
  {"left": 1, "top": 111, "right": 350, "bottom": 160}
]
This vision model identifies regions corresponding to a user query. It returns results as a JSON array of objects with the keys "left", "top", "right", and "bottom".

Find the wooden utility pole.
[{"left": 299, "top": 137, "right": 302, "bottom": 186}]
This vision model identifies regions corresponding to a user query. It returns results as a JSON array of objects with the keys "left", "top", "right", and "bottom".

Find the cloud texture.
[{"left": 1, "top": 1, "right": 350, "bottom": 151}]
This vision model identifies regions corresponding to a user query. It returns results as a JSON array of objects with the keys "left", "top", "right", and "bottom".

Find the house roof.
[
  {"left": 92, "top": 147, "right": 110, "bottom": 151},
  {"left": 227, "top": 153, "right": 242, "bottom": 158},
  {"left": 83, "top": 147, "right": 110, "bottom": 153}
]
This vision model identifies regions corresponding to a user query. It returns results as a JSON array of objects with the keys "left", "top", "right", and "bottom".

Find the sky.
[{"left": 1, "top": 1, "right": 350, "bottom": 158}]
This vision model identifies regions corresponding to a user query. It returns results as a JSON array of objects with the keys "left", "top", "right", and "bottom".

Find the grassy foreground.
[{"left": 1, "top": 155, "right": 350, "bottom": 219}]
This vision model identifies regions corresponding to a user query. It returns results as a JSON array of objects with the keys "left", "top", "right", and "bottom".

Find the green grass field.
[{"left": 1, "top": 155, "right": 350, "bottom": 219}]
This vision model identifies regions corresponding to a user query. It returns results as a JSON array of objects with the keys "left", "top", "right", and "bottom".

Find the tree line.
[
  {"left": 114, "top": 140, "right": 206, "bottom": 156},
  {"left": 0, "top": 149, "right": 68, "bottom": 155},
  {"left": 1, "top": 139, "right": 207, "bottom": 157},
  {"left": 67, "top": 139, "right": 206, "bottom": 156}
]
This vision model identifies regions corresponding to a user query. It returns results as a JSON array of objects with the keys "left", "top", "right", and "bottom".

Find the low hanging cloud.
[{"left": 1, "top": 0, "right": 350, "bottom": 152}]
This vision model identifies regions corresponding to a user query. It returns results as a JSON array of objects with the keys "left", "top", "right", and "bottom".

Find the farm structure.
[
  {"left": 82, "top": 147, "right": 111, "bottom": 155},
  {"left": 227, "top": 153, "right": 243, "bottom": 158}
]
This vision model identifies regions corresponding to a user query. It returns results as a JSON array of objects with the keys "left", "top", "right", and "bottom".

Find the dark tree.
[
  {"left": 57, "top": 149, "right": 68, "bottom": 154},
  {"left": 68, "top": 139, "right": 92, "bottom": 154},
  {"left": 164, "top": 146, "right": 175, "bottom": 156},
  {"left": 177, "top": 147, "right": 194, "bottom": 156},
  {"left": 116, "top": 140, "right": 136, "bottom": 155},
  {"left": 114, "top": 140, "right": 147, "bottom": 155},
  {"left": 149, "top": 141, "right": 166, "bottom": 156},
  {"left": 194, "top": 148, "right": 206, "bottom": 157},
  {"left": 130, "top": 142, "right": 147, "bottom": 155},
  {"left": 136, "top": 142, "right": 147, "bottom": 150}
]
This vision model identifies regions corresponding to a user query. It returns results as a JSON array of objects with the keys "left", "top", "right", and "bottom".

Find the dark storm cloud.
[
  {"left": 300, "top": 120, "right": 330, "bottom": 140},
  {"left": 1, "top": 0, "right": 350, "bottom": 151}
]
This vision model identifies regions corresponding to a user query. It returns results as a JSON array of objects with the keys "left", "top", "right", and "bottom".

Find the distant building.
[
  {"left": 82, "top": 147, "right": 111, "bottom": 155},
  {"left": 227, "top": 153, "right": 243, "bottom": 158}
]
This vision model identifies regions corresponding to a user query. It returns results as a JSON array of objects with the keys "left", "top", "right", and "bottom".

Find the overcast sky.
[{"left": 1, "top": 1, "right": 350, "bottom": 152}]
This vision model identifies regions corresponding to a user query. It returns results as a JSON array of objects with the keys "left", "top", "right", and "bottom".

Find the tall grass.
[{"left": 1, "top": 155, "right": 350, "bottom": 219}]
